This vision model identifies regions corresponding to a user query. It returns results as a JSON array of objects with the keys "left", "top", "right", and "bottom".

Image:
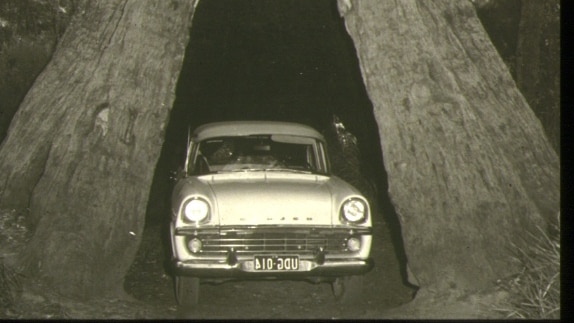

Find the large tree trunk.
[
  {"left": 338, "top": 0, "right": 559, "bottom": 294},
  {"left": 515, "top": 0, "right": 560, "bottom": 153},
  {"left": 0, "top": 0, "right": 196, "bottom": 299}
]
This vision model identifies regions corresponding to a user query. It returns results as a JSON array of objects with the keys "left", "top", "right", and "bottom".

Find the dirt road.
[{"left": 124, "top": 212, "right": 416, "bottom": 319}]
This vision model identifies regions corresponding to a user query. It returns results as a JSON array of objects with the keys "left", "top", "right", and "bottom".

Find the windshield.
[{"left": 190, "top": 135, "right": 328, "bottom": 175}]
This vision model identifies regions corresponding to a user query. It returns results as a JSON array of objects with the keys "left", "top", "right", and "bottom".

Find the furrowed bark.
[
  {"left": 0, "top": 0, "right": 197, "bottom": 299},
  {"left": 339, "top": 0, "right": 559, "bottom": 293}
]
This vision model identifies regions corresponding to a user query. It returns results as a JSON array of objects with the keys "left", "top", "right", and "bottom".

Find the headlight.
[
  {"left": 340, "top": 198, "right": 367, "bottom": 223},
  {"left": 183, "top": 198, "right": 209, "bottom": 223}
]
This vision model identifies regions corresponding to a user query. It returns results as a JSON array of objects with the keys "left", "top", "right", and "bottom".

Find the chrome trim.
[
  {"left": 177, "top": 227, "right": 371, "bottom": 256},
  {"left": 175, "top": 225, "right": 372, "bottom": 236},
  {"left": 173, "top": 258, "right": 374, "bottom": 278}
]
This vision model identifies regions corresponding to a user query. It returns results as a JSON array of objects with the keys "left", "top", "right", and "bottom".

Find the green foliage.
[{"left": 494, "top": 213, "right": 560, "bottom": 319}]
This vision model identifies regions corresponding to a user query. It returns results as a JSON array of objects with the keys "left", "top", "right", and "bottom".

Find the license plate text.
[{"left": 254, "top": 255, "right": 299, "bottom": 271}]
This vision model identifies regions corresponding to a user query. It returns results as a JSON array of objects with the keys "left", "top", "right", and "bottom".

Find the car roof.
[{"left": 192, "top": 121, "right": 325, "bottom": 142}]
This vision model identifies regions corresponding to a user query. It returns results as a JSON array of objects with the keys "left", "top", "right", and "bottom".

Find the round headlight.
[
  {"left": 341, "top": 199, "right": 367, "bottom": 223},
  {"left": 183, "top": 199, "right": 209, "bottom": 222}
]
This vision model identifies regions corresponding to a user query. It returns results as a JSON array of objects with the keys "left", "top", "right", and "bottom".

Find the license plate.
[{"left": 254, "top": 255, "right": 299, "bottom": 271}]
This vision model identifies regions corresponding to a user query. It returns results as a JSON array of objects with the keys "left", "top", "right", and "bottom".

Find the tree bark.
[
  {"left": 339, "top": 0, "right": 559, "bottom": 294},
  {"left": 0, "top": 0, "right": 197, "bottom": 299},
  {"left": 515, "top": 0, "right": 560, "bottom": 153}
]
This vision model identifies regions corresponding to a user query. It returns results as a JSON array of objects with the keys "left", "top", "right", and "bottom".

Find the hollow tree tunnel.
[{"left": 142, "top": 0, "right": 410, "bottom": 289}]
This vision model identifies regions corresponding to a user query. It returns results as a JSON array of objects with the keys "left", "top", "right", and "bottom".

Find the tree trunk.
[
  {"left": 0, "top": 0, "right": 197, "bottom": 299},
  {"left": 338, "top": 0, "right": 559, "bottom": 294},
  {"left": 515, "top": 0, "right": 560, "bottom": 153}
]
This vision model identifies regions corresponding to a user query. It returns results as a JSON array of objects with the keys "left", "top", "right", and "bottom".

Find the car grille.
[{"left": 193, "top": 232, "right": 351, "bottom": 255}]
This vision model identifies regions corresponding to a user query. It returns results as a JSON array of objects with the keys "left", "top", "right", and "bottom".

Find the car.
[{"left": 170, "top": 121, "right": 373, "bottom": 307}]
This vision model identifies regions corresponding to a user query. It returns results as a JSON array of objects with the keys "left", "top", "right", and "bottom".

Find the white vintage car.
[{"left": 170, "top": 121, "right": 373, "bottom": 306}]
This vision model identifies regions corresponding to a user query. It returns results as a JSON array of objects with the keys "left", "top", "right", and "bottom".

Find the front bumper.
[
  {"left": 173, "top": 257, "right": 374, "bottom": 279},
  {"left": 171, "top": 225, "right": 373, "bottom": 279}
]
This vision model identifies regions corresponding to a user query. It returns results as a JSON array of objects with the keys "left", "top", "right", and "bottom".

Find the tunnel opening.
[{"left": 130, "top": 0, "right": 416, "bottom": 311}]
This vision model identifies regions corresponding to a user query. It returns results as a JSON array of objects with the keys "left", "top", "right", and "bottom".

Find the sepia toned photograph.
[{"left": 0, "top": 0, "right": 559, "bottom": 319}]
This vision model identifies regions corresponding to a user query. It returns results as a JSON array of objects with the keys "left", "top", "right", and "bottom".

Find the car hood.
[{"left": 182, "top": 172, "right": 334, "bottom": 226}]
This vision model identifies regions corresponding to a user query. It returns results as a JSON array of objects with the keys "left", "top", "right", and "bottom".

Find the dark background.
[
  {"left": 0, "top": 1, "right": 561, "bottom": 318},
  {"left": 0, "top": 0, "right": 560, "bottom": 228},
  {"left": 152, "top": 0, "right": 384, "bottom": 223}
]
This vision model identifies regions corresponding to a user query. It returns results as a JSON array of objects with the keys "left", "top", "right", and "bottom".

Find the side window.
[{"left": 190, "top": 138, "right": 237, "bottom": 175}]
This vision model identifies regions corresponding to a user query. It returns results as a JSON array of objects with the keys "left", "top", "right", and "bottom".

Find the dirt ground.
[
  {"left": 123, "top": 211, "right": 417, "bottom": 319},
  {"left": 2, "top": 205, "right": 513, "bottom": 319}
]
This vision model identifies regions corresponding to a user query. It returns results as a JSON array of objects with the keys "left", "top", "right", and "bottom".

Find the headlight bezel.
[
  {"left": 181, "top": 197, "right": 211, "bottom": 224},
  {"left": 340, "top": 198, "right": 368, "bottom": 224}
]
